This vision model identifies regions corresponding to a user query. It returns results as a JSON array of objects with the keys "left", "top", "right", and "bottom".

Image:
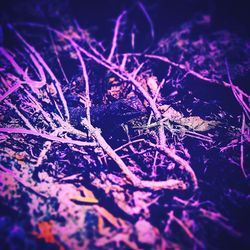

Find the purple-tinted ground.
[{"left": 0, "top": 1, "right": 249, "bottom": 249}]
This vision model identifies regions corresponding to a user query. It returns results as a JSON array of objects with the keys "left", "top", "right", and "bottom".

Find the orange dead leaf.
[{"left": 32, "top": 221, "right": 65, "bottom": 250}]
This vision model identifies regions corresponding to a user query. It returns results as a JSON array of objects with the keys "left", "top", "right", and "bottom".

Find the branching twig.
[
  {"left": 148, "top": 142, "right": 198, "bottom": 189},
  {"left": 29, "top": 24, "right": 167, "bottom": 146},
  {"left": 145, "top": 54, "right": 250, "bottom": 113},
  {"left": 81, "top": 118, "right": 186, "bottom": 190},
  {"left": 8, "top": 24, "right": 70, "bottom": 121},
  {"left": 5, "top": 100, "right": 36, "bottom": 130},
  {"left": 225, "top": 60, "right": 250, "bottom": 120},
  {"left": 167, "top": 211, "right": 204, "bottom": 249}
]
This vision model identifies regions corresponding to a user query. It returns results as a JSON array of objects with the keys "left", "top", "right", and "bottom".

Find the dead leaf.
[
  {"left": 178, "top": 116, "right": 219, "bottom": 131},
  {"left": 135, "top": 219, "right": 157, "bottom": 245},
  {"left": 33, "top": 221, "right": 65, "bottom": 250}
]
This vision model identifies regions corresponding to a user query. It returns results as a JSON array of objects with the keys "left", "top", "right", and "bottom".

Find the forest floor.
[{"left": 0, "top": 1, "right": 250, "bottom": 249}]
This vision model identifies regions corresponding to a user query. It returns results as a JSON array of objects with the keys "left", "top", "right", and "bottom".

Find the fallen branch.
[
  {"left": 13, "top": 23, "right": 167, "bottom": 146},
  {"left": 81, "top": 118, "right": 186, "bottom": 190},
  {"left": 0, "top": 127, "right": 97, "bottom": 147}
]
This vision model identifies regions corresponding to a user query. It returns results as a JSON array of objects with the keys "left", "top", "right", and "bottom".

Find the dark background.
[{"left": 1, "top": 0, "right": 250, "bottom": 38}]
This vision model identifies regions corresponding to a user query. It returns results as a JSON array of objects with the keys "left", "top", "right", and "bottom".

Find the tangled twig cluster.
[{"left": 0, "top": 3, "right": 249, "bottom": 249}]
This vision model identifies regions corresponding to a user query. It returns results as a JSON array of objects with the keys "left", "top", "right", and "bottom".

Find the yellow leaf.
[{"left": 71, "top": 195, "right": 99, "bottom": 204}]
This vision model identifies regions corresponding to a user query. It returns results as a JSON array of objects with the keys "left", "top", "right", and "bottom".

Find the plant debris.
[{"left": 0, "top": 1, "right": 250, "bottom": 249}]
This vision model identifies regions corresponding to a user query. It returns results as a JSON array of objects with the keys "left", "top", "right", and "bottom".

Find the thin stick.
[
  {"left": 120, "top": 53, "right": 128, "bottom": 70},
  {"left": 101, "top": 139, "right": 145, "bottom": 158},
  {"left": 35, "top": 141, "right": 52, "bottom": 167},
  {"left": 199, "top": 208, "right": 241, "bottom": 237},
  {"left": 5, "top": 100, "right": 36, "bottom": 130},
  {"left": 49, "top": 30, "right": 69, "bottom": 84},
  {"left": 226, "top": 60, "right": 250, "bottom": 120},
  {"left": 0, "top": 127, "right": 97, "bottom": 147},
  {"left": 240, "top": 113, "right": 247, "bottom": 177},
  {"left": 107, "top": 11, "right": 126, "bottom": 62},
  {"left": 0, "top": 47, "right": 25, "bottom": 75},
  {"left": 28, "top": 54, "right": 46, "bottom": 84},
  {"left": 36, "top": 25, "right": 91, "bottom": 122},
  {"left": 131, "top": 63, "right": 144, "bottom": 78},
  {"left": 152, "top": 151, "right": 159, "bottom": 177},
  {"left": 75, "top": 48, "right": 91, "bottom": 122},
  {"left": 168, "top": 211, "right": 204, "bottom": 248},
  {"left": 137, "top": 1, "right": 155, "bottom": 40},
  {"left": 0, "top": 81, "right": 23, "bottom": 102},
  {"left": 147, "top": 78, "right": 165, "bottom": 126},
  {"left": 0, "top": 76, "right": 11, "bottom": 89},
  {"left": 81, "top": 118, "right": 141, "bottom": 186}
]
